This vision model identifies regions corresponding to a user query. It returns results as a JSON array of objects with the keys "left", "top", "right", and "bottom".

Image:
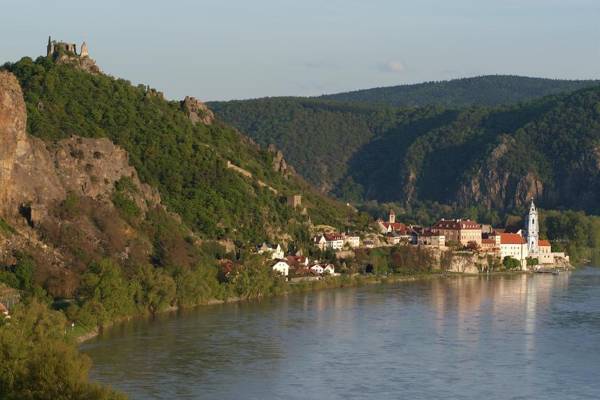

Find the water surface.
[{"left": 83, "top": 269, "right": 600, "bottom": 399}]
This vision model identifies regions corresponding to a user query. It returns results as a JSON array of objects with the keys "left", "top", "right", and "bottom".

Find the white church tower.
[{"left": 527, "top": 200, "right": 539, "bottom": 254}]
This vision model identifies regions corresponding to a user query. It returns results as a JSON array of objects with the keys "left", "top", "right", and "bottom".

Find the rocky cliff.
[{"left": 0, "top": 71, "right": 162, "bottom": 295}]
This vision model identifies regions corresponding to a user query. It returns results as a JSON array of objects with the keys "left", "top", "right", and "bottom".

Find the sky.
[{"left": 1, "top": 0, "right": 599, "bottom": 101}]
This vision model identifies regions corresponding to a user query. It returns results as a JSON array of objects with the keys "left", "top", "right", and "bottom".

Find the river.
[{"left": 82, "top": 268, "right": 600, "bottom": 399}]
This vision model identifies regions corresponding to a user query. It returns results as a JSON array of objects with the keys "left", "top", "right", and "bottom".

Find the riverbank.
[{"left": 75, "top": 272, "right": 443, "bottom": 344}]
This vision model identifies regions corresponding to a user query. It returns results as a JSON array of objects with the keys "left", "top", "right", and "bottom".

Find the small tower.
[
  {"left": 527, "top": 199, "right": 539, "bottom": 254},
  {"left": 389, "top": 210, "right": 396, "bottom": 224},
  {"left": 47, "top": 36, "right": 54, "bottom": 57},
  {"left": 80, "top": 41, "right": 89, "bottom": 57}
]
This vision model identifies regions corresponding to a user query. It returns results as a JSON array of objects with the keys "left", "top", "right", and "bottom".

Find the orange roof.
[
  {"left": 500, "top": 233, "right": 525, "bottom": 245},
  {"left": 482, "top": 238, "right": 496, "bottom": 244},
  {"left": 539, "top": 239, "right": 551, "bottom": 247}
]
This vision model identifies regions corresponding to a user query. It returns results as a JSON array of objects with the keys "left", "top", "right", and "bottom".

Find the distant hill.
[
  {"left": 211, "top": 82, "right": 600, "bottom": 216},
  {"left": 317, "top": 75, "right": 599, "bottom": 108}
]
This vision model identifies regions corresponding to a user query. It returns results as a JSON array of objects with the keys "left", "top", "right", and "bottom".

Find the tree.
[
  {"left": 78, "top": 259, "right": 135, "bottom": 325},
  {"left": 0, "top": 301, "right": 126, "bottom": 400},
  {"left": 526, "top": 257, "right": 539, "bottom": 267},
  {"left": 502, "top": 256, "right": 522, "bottom": 270}
]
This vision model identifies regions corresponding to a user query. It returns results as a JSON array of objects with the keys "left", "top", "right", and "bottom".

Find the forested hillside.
[
  {"left": 211, "top": 84, "right": 600, "bottom": 215},
  {"left": 318, "top": 75, "right": 599, "bottom": 108},
  {"left": 4, "top": 57, "right": 353, "bottom": 244}
]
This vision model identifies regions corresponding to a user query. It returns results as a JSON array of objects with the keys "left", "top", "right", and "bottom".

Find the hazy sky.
[{"left": 1, "top": 0, "right": 599, "bottom": 101}]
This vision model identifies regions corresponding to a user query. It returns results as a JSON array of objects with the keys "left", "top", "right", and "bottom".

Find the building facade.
[{"left": 432, "top": 219, "right": 482, "bottom": 247}]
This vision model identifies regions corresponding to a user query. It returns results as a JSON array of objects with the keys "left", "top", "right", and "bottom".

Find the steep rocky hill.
[{"left": 0, "top": 58, "right": 355, "bottom": 297}]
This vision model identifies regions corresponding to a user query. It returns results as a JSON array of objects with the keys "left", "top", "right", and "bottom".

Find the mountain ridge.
[
  {"left": 211, "top": 81, "right": 600, "bottom": 215},
  {"left": 316, "top": 75, "right": 600, "bottom": 108}
]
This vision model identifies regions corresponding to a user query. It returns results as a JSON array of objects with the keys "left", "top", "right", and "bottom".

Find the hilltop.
[{"left": 317, "top": 75, "right": 600, "bottom": 108}]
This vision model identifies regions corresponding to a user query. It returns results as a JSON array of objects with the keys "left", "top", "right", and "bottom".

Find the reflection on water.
[{"left": 83, "top": 269, "right": 600, "bottom": 400}]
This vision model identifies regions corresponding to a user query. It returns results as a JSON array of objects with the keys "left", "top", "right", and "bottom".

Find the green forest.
[
  {"left": 211, "top": 84, "right": 600, "bottom": 215},
  {"left": 318, "top": 75, "right": 599, "bottom": 108}
]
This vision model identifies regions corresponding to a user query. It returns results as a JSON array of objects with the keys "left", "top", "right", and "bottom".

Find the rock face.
[
  {"left": 181, "top": 96, "right": 214, "bottom": 125},
  {"left": 0, "top": 71, "right": 65, "bottom": 225},
  {"left": 267, "top": 144, "right": 294, "bottom": 176},
  {"left": 457, "top": 136, "right": 543, "bottom": 210},
  {"left": 1, "top": 71, "right": 163, "bottom": 295},
  {"left": 0, "top": 71, "right": 159, "bottom": 229}
]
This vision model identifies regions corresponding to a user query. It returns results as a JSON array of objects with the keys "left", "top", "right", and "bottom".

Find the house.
[
  {"left": 257, "top": 243, "right": 285, "bottom": 260},
  {"left": 344, "top": 234, "right": 361, "bottom": 248},
  {"left": 314, "top": 235, "right": 327, "bottom": 251},
  {"left": 432, "top": 218, "right": 482, "bottom": 247},
  {"left": 376, "top": 210, "right": 408, "bottom": 234},
  {"left": 272, "top": 260, "right": 290, "bottom": 277},
  {"left": 498, "top": 233, "right": 528, "bottom": 269},
  {"left": 286, "top": 255, "right": 309, "bottom": 268},
  {"left": 314, "top": 233, "right": 345, "bottom": 251},
  {"left": 310, "top": 264, "right": 324, "bottom": 275},
  {"left": 481, "top": 236, "right": 500, "bottom": 253},
  {"left": 536, "top": 240, "right": 553, "bottom": 264},
  {"left": 322, "top": 264, "right": 336, "bottom": 275},
  {"left": 417, "top": 230, "right": 446, "bottom": 247},
  {"left": 409, "top": 225, "right": 423, "bottom": 244},
  {"left": 309, "top": 263, "right": 336, "bottom": 276}
]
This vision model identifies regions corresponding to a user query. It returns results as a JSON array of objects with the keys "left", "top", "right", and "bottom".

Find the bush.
[{"left": 502, "top": 256, "right": 522, "bottom": 270}]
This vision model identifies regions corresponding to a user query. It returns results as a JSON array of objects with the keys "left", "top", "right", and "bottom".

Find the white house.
[
  {"left": 498, "top": 233, "right": 528, "bottom": 269},
  {"left": 272, "top": 260, "right": 290, "bottom": 277},
  {"left": 310, "top": 264, "right": 324, "bottom": 275},
  {"left": 314, "top": 235, "right": 327, "bottom": 251},
  {"left": 257, "top": 243, "right": 285, "bottom": 260},
  {"left": 314, "top": 233, "right": 345, "bottom": 251}
]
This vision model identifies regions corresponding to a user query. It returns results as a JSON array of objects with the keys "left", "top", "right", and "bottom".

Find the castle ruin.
[{"left": 46, "top": 36, "right": 89, "bottom": 58}]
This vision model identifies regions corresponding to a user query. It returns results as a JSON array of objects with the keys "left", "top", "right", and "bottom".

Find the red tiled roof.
[
  {"left": 324, "top": 233, "right": 344, "bottom": 241},
  {"left": 381, "top": 222, "right": 408, "bottom": 232},
  {"left": 286, "top": 256, "right": 307, "bottom": 267},
  {"left": 433, "top": 219, "right": 481, "bottom": 230},
  {"left": 481, "top": 238, "right": 496, "bottom": 244},
  {"left": 500, "top": 233, "right": 525, "bottom": 245},
  {"left": 539, "top": 239, "right": 551, "bottom": 247}
]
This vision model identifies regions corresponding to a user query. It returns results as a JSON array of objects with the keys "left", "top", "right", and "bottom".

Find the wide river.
[{"left": 83, "top": 268, "right": 600, "bottom": 399}]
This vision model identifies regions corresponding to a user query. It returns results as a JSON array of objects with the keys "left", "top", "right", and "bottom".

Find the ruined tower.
[
  {"left": 527, "top": 199, "right": 539, "bottom": 254},
  {"left": 80, "top": 41, "right": 89, "bottom": 57},
  {"left": 47, "top": 36, "right": 54, "bottom": 57}
]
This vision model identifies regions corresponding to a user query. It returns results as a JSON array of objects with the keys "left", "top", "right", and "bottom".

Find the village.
[{"left": 259, "top": 200, "right": 570, "bottom": 280}]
